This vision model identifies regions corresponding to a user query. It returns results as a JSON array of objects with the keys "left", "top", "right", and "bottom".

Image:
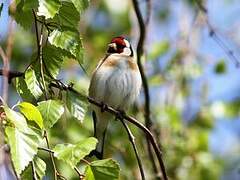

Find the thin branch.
[
  {"left": 0, "top": 69, "right": 24, "bottom": 83},
  {"left": 74, "top": 167, "right": 85, "bottom": 180},
  {"left": 132, "top": 0, "right": 161, "bottom": 178},
  {"left": 119, "top": 118, "right": 145, "bottom": 180},
  {"left": 38, "top": 146, "right": 54, "bottom": 153},
  {"left": 44, "top": 131, "right": 58, "bottom": 180},
  {"left": 32, "top": 10, "right": 48, "bottom": 98},
  {"left": 49, "top": 81, "right": 168, "bottom": 180},
  {"left": 31, "top": 161, "right": 37, "bottom": 180},
  {"left": 194, "top": 0, "right": 240, "bottom": 67}
]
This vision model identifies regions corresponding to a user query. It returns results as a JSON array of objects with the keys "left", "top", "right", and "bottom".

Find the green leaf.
[
  {"left": 66, "top": 91, "right": 87, "bottom": 122},
  {"left": 85, "top": 159, "right": 120, "bottom": 180},
  {"left": 70, "top": 0, "right": 89, "bottom": 14},
  {"left": 148, "top": 74, "right": 163, "bottom": 86},
  {"left": 3, "top": 105, "right": 29, "bottom": 132},
  {"left": 42, "top": 45, "right": 66, "bottom": 78},
  {"left": 25, "top": 68, "right": 43, "bottom": 99},
  {"left": 48, "top": 29, "right": 83, "bottom": 63},
  {"left": 148, "top": 40, "right": 170, "bottom": 60},
  {"left": 5, "top": 126, "right": 41, "bottom": 176},
  {"left": 10, "top": 0, "right": 38, "bottom": 29},
  {"left": 15, "top": 77, "right": 35, "bottom": 102},
  {"left": 37, "top": 100, "right": 64, "bottom": 129},
  {"left": 18, "top": 102, "right": 43, "bottom": 129},
  {"left": 37, "top": 0, "right": 61, "bottom": 19},
  {"left": 53, "top": 137, "right": 97, "bottom": 167},
  {"left": 21, "top": 156, "right": 46, "bottom": 180},
  {"left": 52, "top": 1, "right": 80, "bottom": 31},
  {"left": 214, "top": 60, "right": 226, "bottom": 74}
]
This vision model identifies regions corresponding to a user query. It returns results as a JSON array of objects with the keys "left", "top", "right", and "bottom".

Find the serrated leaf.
[
  {"left": 37, "top": 0, "right": 61, "bottom": 19},
  {"left": 70, "top": 0, "right": 89, "bottom": 14},
  {"left": 48, "top": 29, "right": 83, "bottom": 63},
  {"left": 18, "top": 102, "right": 43, "bottom": 129},
  {"left": 66, "top": 91, "right": 87, "bottom": 122},
  {"left": 53, "top": 137, "right": 97, "bottom": 167},
  {"left": 37, "top": 100, "right": 64, "bottom": 129},
  {"left": 25, "top": 68, "right": 43, "bottom": 99},
  {"left": 3, "top": 105, "right": 29, "bottom": 132},
  {"left": 21, "top": 156, "right": 46, "bottom": 180},
  {"left": 15, "top": 77, "right": 35, "bottom": 102},
  {"left": 10, "top": 0, "right": 38, "bottom": 29},
  {"left": 5, "top": 127, "right": 41, "bottom": 176},
  {"left": 85, "top": 159, "right": 120, "bottom": 180},
  {"left": 42, "top": 45, "right": 67, "bottom": 78},
  {"left": 52, "top": 1, "right": 80, "bottom": 31}
]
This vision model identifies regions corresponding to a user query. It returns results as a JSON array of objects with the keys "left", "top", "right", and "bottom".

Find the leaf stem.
[{"left": 44, "top": 131, "right": 58, "bottom": 180}]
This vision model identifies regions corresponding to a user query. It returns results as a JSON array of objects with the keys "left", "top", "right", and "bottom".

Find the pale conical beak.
[{"left": 108, "top": 43, "right": 117, "bottom": 51}]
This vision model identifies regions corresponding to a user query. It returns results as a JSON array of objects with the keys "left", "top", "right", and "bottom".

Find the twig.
[
  {"left": 194, "top": 0, "right": 240, "bottom": 67},
  {"left": 32, "top": 10, "right": 48, "bottom": 98},
  {"left": 119, "top": 118, "right": 145, "bottom": 180},
  {"left": 49, "top": 81, "right": 168, "bottom": 180},
  {"left": 31, "top": 161, "right": 37, "bottom": 180},
  {"left": 38, "top": 146, "right": 54, "bottom": 153},
  {"left": 0, "top": 69, "right": 24, "bottom": 83},
  {"left": 44, "top": 131, "right": 58, "bottom": 180},
  {"left": 74, "top": 167, "right": 85, "bottom": 180},
  {"left": 132, "top": 0, "right": 161, "bottom": 178}
]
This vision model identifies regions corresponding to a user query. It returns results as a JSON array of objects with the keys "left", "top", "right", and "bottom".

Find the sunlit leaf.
[
  {"left": 37, "top": 0, "right": 61, "bottom": 19},
  {"left": 66, "top": 91, "right": 87, "bottom": 122},
  {"left": 42, "top": 45, "right": 67, "bottom": 78},
  {"left": 21, "top": 156, "right": 46, "bottom": 180},
  {"left": 25, "top": 68, "right": 43, "bottom": 100},
  {"left": 18, "top": 102, "right": 43, "bottom": 129},
  {"left": 5, "top": 127, "right": 41, "bottom": 176},
  {"left": 53, "top": 137, "right": 97, "bottom": 167},
  {"left": 52, "top": 1, "right": 80, "bottom": 31},
  {"left": 3, "top": 105, "right": 29, "bottom": 132},
  {"left": 85, "top": 159, "right": 120, "bottom": 180},
  {"left": 9, "top": 0, "right": 38, "bottom": 29},
  {"left": 37, "top": 100, "right": 64, "bottom": 129},
  {"left": 15, "top": 77, "right": 35, "bottom": 102},
  {"left": 48, "top": 29, "right": 83, "bottom": 63}
]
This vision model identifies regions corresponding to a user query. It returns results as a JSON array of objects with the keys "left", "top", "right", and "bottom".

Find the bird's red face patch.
[{"left": 107, "top": 36, "right": 126, "bottom": 54}]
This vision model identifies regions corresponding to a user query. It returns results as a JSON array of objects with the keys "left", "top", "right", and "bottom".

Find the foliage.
[
  {"left": 1, "top": 0, "right": 120, "bottom": 179},
  {"left": 0, "top": 0, "right": 236, "bottom": 179}
]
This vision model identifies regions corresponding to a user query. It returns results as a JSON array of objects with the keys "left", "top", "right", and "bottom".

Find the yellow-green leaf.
[{"left": 18, "top": 102, "right": 43, "bottom": 129}]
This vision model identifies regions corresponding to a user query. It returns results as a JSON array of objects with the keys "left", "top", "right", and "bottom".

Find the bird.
[{"left": 88, "top": 36, "right": 142, "bottom": 159}]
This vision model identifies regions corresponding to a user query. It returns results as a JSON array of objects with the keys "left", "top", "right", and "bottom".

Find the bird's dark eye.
[{"left": 117, "top": 44, "right": 125, "bottom": 49}]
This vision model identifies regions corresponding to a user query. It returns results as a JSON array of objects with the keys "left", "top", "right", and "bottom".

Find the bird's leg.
[{"left": 100, "top": 102, "right": 108, "bottom": 112}]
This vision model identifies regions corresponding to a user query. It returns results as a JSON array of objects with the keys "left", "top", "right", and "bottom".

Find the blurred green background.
[{"left": 1, "top": 0, "right": 240, "bottom": 179}]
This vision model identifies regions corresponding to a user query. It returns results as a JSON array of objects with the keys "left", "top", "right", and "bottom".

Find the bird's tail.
[{"left": 90, "top": 110, "right": 110, "bottom": 159}]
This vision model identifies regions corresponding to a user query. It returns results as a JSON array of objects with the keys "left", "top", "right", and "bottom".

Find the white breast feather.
[{"left": 89, "top": 54, "right": 141, "bottom": 109}]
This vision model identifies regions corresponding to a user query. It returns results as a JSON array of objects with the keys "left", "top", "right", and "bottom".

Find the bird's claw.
[
  {"left": 100, "top": 102, "right": 108, "bottom": 112},
  {"left": 115, "top": 109, "right": 126, "bottom": 120}
]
